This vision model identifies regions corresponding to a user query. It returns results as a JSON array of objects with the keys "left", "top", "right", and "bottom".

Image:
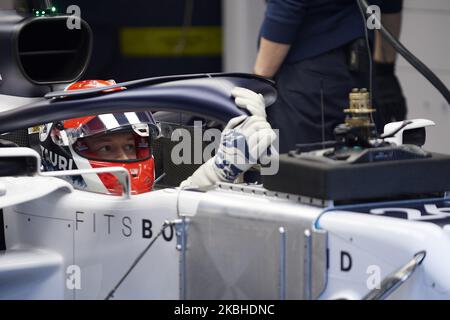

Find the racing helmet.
[{"left": 39, "top": 80, "right": 160, "bottom": 195}]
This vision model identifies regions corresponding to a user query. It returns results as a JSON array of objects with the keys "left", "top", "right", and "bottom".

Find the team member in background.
[{"left": 254, "top": 0, "right": 406, "bottom": 153}]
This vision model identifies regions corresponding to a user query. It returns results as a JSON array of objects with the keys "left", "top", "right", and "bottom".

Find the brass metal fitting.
[{"left": 344, "top": 88, "right": 376, "bottom": 127}]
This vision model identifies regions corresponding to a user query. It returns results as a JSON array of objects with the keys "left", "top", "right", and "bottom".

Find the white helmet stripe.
[
  {"left": 98, "top": 114, "right": 120, "bottom": 129},
  {"left": 124, "top": 112, "right": 140, "bottom": 125}
]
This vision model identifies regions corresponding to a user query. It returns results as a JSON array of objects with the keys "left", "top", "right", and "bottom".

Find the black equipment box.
[{"left": 263, "top": 152, "right": 450, "bottom": 202}]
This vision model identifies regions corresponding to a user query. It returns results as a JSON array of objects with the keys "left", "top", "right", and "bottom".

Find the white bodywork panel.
[
  {"left": 2, "top": 174, "right": 450, "bottom": 299},
  {"left": 0, "top": 176, "right": 72, "bottom": 208},
  {"left": 2, "top": 184, "right": 180, "bottom": 299},
  {"left": 320, "top": 210, "right": 450, "bottom": 299}
]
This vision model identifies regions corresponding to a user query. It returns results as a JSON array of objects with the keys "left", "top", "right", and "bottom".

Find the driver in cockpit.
[{"left": 39, "top": 80, "right": 277, "bottom": 195}]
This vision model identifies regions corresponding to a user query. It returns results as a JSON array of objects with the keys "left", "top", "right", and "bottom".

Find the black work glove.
[{"left": 373, "top": 62, "right": 408, "bottom": 124}]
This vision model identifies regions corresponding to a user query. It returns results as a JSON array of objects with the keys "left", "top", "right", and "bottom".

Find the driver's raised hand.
[{"left": 231, "top": 87, "right": 267, "bottom": 119}]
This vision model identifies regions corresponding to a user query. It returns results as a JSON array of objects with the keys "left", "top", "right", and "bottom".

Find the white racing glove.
[
  {"left": 179, "top": 115, "right": 276, "bottom": 188},
  {"left": 231, "top": 87, "right": 267, "bottom": 118}
]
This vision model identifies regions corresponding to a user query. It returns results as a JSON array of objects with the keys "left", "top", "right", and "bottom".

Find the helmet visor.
[{"left": 68, "top": 112, "right": 158, "bottom": 140}]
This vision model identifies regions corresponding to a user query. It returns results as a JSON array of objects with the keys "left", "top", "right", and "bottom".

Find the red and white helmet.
[{"left": 39, "top": 80, "right": 160, "bottom": 195}]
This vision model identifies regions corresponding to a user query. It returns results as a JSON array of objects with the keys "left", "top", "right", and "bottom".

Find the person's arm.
[
  {"left": 254, "top": 38, "right": 291, "bottom": 78},
  {"left": 372, "top": 1, "right": 407, "bottom": 123},
  {"left": 373, "top": 12, "right": 402, "bottom": 63},
  {"left": 254, "top": 0, "right": 308, "bottom": 78}
]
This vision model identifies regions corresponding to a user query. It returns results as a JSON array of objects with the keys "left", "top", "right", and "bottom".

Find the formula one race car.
[{"left": 2, "top": 1, "right": 450, "bottom": 301}]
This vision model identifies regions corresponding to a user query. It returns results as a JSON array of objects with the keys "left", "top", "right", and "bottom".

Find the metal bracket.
[
  {"left": 174, "top": 216, "right": 189, "bottom": 300},
  {"left": 304, "top": 229, "right": 312, "bottom": 300},
  {"left": 279, "top": 226, "right": 286, "bottom": 300}
]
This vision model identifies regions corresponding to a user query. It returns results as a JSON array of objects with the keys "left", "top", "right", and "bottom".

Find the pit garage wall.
[
  {"left": 223, "top": 0, "right": 450, "bottom": 154},
  {"left": 222, "top": 0, "right": 265, "bottom": 73},
  {"left": 53, "top": 0, "right": 223, "bottom": 81},
  {"left": 396, "top": 0, "right": 450, "bottom": 154}
]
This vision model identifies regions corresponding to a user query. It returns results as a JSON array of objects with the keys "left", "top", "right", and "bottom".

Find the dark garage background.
[{"left": 52, "top": 0, "right": 223, "bottom": 82}]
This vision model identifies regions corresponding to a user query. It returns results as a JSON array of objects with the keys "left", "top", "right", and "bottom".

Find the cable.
[
  {"left": 154, "top": 172, "right": 167, "bottom": 185},
  {"left": 320, "top": 79, "right": 326, "bottom": 149},
  {"left": 357, "top": 0, "right": 450, "bottom": 105},
  {"left": 356, "top": 0, "right": 373, "bottom": 108},
  {"left": 104, "top": 220, "right": 174, "bottom": 300},
  {"left": 356, "top": 0, "right": 377, "bottom": 135}
]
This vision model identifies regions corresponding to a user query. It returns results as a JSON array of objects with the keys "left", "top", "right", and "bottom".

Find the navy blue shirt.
[{"left": 260, "top": 0, "right": 403, "bottom": 63}]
